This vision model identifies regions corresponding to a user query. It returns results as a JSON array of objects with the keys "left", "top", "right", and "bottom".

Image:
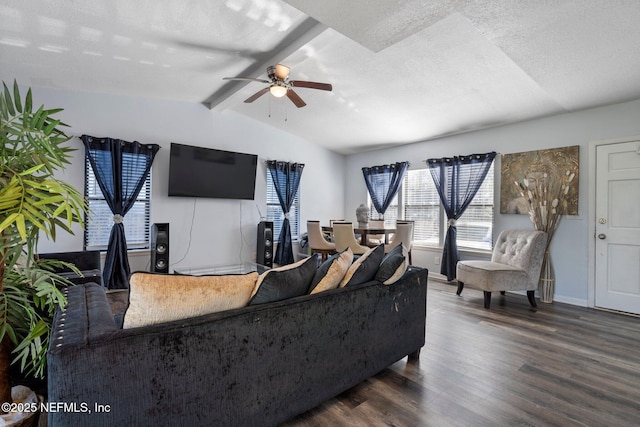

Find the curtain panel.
[
  {"left": 267, "top": 161, "right": 304, "bottom": 265},
  {"left": 362, "top": 162, "right": 409, "bottom": 216},
  {"left": 427, "top": 152, "right": 496, "bottom": 281},
  {"left": 81, "top": 135, "right": 159, "bottom": 289}
]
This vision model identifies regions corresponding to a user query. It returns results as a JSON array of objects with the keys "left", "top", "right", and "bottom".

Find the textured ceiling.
[{"left": 2, "top": 1, "right": 640, "bottom": 154}]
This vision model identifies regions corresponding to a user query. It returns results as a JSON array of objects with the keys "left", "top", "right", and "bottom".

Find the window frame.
[
  {"left": 83, "top": 156, "right": 153, "bottom": 252},
  {"left": 368, "top": 163, "right": 495, "bottom": 252}
]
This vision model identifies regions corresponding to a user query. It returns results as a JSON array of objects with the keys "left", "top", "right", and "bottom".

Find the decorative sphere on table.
[{"left": 356, "top": 203, "right": 369, "bottom": 227}]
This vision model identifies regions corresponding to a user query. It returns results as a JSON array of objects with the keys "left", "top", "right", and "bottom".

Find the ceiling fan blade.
[
  {"left": 223, "top": 77, "right": 271, "bottom": 84},
  {"left": 290, "top": 80, "right": 332, "bottom": 91},
  {"left": 172, "top": 40, "right": 265, "bottom": 60},
  {"left": 275, "top": 64, "right": 290, "bottom": 80},
  {"left": 286, "top": 89, "right": 307, "bottom": 108},
  {"left": 244, "top": 87, "right": 270, "bottom": 103}
]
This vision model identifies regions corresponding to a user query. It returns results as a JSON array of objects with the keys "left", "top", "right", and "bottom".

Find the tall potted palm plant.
[{"left": 0, "top": 80, "right": 86, "bottom": 411}]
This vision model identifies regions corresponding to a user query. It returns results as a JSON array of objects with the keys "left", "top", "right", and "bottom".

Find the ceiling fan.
[{"left": 223, "top": 64, "right": 332, "bottom": 108}]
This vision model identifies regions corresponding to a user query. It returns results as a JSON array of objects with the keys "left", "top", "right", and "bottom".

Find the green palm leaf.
[{"left": 1, "top": 80, "right": 88, "bottom": 380}]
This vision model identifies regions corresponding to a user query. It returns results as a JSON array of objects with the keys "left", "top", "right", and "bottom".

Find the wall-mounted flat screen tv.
[{"left": 168, "top": 143, "right": 258, "bottom": 200}]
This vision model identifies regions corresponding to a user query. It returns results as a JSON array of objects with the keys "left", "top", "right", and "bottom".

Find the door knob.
[{"left": 598, "top": 233, "right": 606, "bottom": 240}]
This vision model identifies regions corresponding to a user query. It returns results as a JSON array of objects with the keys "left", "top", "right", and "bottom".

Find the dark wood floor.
[{"left": 281, "top": 280, "right": 640, "bottom": 427}]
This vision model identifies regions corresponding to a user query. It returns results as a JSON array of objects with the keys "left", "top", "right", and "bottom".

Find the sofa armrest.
[{"left": 49, "top": 283, "right": 117, "bottom": 353}]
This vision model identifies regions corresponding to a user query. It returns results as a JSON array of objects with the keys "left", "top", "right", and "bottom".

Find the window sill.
[
  {"left": 92, "top": 248, "right": 150, "bottom": 255},
  {"left": 413, "top": 243, "right": 492, "bottom": 256}
]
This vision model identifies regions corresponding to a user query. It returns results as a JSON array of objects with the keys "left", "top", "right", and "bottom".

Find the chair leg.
[
  {"left": 483, "top": 291, "right": 491, "bottom": 309},
  {"left": 456, "top": 281, "right": 464, "bottom": 295},
  {"left": 527, "top": 290, "right": 537, "bottom": 307}
]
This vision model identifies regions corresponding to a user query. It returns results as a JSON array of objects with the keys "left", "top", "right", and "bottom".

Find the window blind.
[
  {"left": 84, "top": 154, "right": 152, "bottom": 251},
  {"left": 266, "top": 170, "right": 300, "bottom": 241},
  {"left": 390, "top": 163, "right": 494, "bottom": 250}
]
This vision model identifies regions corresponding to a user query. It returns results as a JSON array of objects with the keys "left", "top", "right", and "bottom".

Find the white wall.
[
  {"left": 345, "top": 98, "right": 640, "bottom": 306},
  {"left": 27, "top": 84, "right": 640, "bottom": 305},
  {"left": 31, "top": 87, "right": 345, "bottom": 271}
]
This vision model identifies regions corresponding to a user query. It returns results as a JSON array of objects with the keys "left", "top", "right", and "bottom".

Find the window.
[
  {"left": 266, "top": 172, "right": 300, "bottom": 242},
  {"left": 84, "top": 156, "right": 152, "bottom": 251},
  {"left": 402, "top": 169, "right": 441, "bottom": 246},
  {"left": 368, "top": 194, "right": 398, "bottom": 226},
  {"left": 372, "top": 163, "right": 494, "bottom": 251},
  {"left": 455, "top": 164, "right": 494, "bottom": 250}
]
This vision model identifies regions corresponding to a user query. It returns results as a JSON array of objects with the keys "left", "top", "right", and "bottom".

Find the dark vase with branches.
[{"left": 0, "top": 81, "right": 87, "bottom": 414}]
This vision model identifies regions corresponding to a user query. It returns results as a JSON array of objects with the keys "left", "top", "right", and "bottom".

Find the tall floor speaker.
[
  {"left": 150, "top": 223, "right": 169, "bottom": 273},
  {"left": 256, "top": 221, "right": 274, "bottom": 267}
]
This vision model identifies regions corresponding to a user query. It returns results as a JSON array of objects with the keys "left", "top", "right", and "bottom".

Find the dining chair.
[
  {"left": 306, "top": 220, "right": 337, "bottom": 262},
  {"left": 367, "top": 219, "right": 385, "bottom": 245},
  {"left": 332, "top": 222, "right": 369, "bottom": 255},
  {"left": 384, "top": 221, "right": 414, "bottom": 264}
]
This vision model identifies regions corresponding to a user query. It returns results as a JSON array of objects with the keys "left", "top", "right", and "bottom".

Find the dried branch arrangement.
[
  {"left": 514, "top": 170, "right": 576, "bottom": 238},
  {"left": 514, "top": 169, "right": 576, "bottom": 302}
]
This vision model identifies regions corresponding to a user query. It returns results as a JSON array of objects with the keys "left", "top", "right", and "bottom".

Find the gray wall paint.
[
  {"left": 30, "top": 83, "right": 640, "bottom": 306},
  {"left": 345, "top": 98, "right": 640, "bottom": 306},
  {"left": 32, "top": 87, "right": 345, "bottom": 271}
]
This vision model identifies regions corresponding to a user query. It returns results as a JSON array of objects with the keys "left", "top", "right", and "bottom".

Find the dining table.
[{"left": 322, "top": 224, "right": 396, "bottom": 247}]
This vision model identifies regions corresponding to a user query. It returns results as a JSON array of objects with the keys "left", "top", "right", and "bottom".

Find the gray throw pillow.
[
  {"left": 375, "top": 244, "right": 408, "bottom": 285},
  {"left": 249, "top": 256, "right": 317, "bottom": 305},
  {"left": 339, "top": 244, "right": 384, "bottom": 287}
]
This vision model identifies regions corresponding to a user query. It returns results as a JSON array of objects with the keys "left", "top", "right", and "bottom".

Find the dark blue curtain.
[
  {"left": 427, "top": 152, "right": 496, "bottom": 281},
  {"left": 267, "top": 161, "right": 304, "bottom": 265},
  {"left": 362, "top": 162, "right": 409, "bottom": 216},
  {"left": 81, "top": 135, "right": 159, "bottom": 289}
]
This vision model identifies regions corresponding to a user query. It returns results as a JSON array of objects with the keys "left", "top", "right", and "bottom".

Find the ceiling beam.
[{"left": 202, "top": 17, "right": 327, "bottom": 110}]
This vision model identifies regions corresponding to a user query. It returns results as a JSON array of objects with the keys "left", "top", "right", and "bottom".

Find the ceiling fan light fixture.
[
  {"left": 225, "top": 64, "right": 330, "bottom": 108},
  {"left": 269, "top": 85, "right": 288, "bottom": 98}
]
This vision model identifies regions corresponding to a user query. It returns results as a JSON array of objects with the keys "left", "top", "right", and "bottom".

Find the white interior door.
[{"left": 595, "top": 140, "right": 640, "bottom": 314}]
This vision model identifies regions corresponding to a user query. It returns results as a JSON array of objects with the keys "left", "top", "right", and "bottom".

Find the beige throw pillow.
[
  {"left": 309, "top": 249, "right": 353, "bottom": 294},
  {"left": 123, "top": 271, "right": 258, "bottom": 329}
]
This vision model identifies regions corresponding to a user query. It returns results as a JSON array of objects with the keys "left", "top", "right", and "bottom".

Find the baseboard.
[
  {"left": 428, "top": 272, "right": 454, "bottom": 284},
  {"left": 430, "top": 272, "right": 590, "bottom": 308},
  {"left": 509, "top": 290, "right": 588, "bottom": 307},
  {"left": 551, "top": 295, "right": 588, "bottom": 307}
]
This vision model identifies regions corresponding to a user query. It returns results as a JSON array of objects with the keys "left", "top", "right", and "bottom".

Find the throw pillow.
[
  {"left": 309, "top": 249, "right": 353, "bottom": 294},
  {"left": 249, "top": 256, "right": 317, "bottom": 305},
  {"left": 339, "top": 244, "right": 384, "bottom": 287},
  {"left": 375, "top": 244, "right": 408, "bottom": 285},
  {"left": 123, "top": 271, "right": 259, "bottom": 329}
]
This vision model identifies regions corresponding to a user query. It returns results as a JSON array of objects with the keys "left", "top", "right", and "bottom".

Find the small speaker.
[
  {"left": 151, "top": 223, "right": 169, "bottom": 273},
  {"left": 256, "top": 221, "right": 273, "bottom": 268}
]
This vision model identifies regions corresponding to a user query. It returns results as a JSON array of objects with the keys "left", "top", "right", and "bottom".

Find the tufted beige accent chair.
[{"left": 456, "top": 229, "right": 547, "bottom": 309}]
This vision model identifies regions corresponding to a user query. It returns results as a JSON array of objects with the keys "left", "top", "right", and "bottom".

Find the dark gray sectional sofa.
[{"left": 47, "top": 267, "right": 428, "bottom": 426}]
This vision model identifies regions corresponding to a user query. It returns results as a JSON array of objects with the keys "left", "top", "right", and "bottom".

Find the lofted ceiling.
[{"left": 2, "top": 1, "right": 640, "bottom": 155}]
